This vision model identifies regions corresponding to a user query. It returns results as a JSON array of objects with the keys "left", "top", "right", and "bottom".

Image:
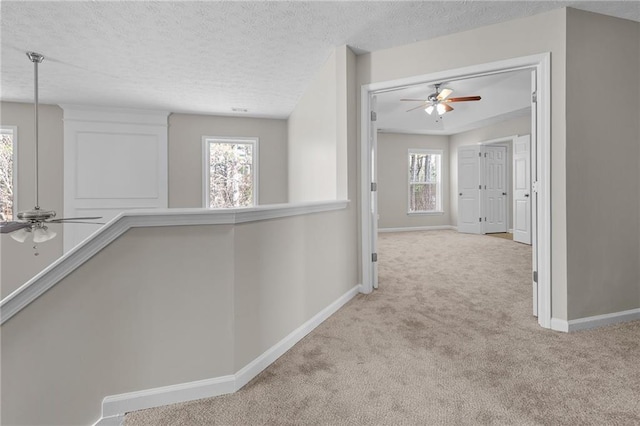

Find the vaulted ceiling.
[{"left": 1, "top": 1, "right": 638, "bottom": 118}]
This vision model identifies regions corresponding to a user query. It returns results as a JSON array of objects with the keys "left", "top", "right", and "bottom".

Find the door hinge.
[
  {"left": 371, "top": 182, "right": 377, "bottom": 192},
  {"left": 484, "top": 153, "right": 487, "bottom": 157},
  {"left": 532, "top": 91, "right": 537, "bottom": 103},
  {"left": 479, "top": 185, "right": 482, "bottom": 190},
  {"left": 371, "top": 111, "right": 377, "bottom": 122},
  {"left": 478, "top": 152, "right": 481, "bottom": 157},
  {"left": 485, "top": 217, "right": 487, "bottom": 222},
  {"left": 372, "top": 253, "right": 378, "bottom": 262},
  {"left": 533, "top": 271, "right": 538, "bottom": 283},
  {"left": 479, "top": 217, "right": 482, "bottom": 222}
]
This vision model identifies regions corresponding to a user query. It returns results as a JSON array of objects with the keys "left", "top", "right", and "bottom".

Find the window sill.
[{"left": 407, "top": 211, "right": 444, "bottom": 216}]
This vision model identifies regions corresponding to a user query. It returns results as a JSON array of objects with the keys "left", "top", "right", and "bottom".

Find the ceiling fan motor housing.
[{"left": 17, "top": 208, "right": 56, "bottom": 222}]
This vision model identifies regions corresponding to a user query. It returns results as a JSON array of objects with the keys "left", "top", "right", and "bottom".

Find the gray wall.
[
  {"left": 168, "top": 113, "right": 288, "bottom": 208},
  {"left": 0, "top": 102, "right": 64, "bottom": 298},
  {"left": 357, "top": 8, "right": 570, "bottom": 321},
  {"left": 377, "top": 132, "right": 450, "bottom": 229},
  {"left": 565, "top": 9, "right": 640, "bottom": 320},
  {"left": 1, "top": 105, "right": 290, "bottom": 296},
  {"left": 2, "top": 209, "right": 358, "bottom": 425}
]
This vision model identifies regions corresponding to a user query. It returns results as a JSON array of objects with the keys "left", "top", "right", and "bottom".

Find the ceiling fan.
[
  {"left": 401, "top": 83, "right": 481, "bottom": 115},
  {"left": 0, "top": 52, "right": 102, "bottom": 248}
]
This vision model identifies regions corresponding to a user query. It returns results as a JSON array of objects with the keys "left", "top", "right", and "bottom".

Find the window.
[
  {"left": 0, "top": 127, "right": 17, "bottom": 221},
  {"left": 408, "top": 149, "right": 442, "bottom": 214},
  {"left": 203, "top": 137, "right": 258, "bottom": 208}
]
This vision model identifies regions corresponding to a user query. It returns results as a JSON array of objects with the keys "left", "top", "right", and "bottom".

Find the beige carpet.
[
  {"left": 487, "top": 232, "right": 513, "bottom": 240},
  {"left": 126, "top": 230, "right": 640, "bottom": 425}
]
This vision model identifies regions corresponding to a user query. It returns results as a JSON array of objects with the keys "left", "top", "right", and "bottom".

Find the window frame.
[
  {"left": 407, "top": 148, "right": 443, "bottom": 215},
  {"left": 202, "top": 136, "right": 259, "bottom": 209},
  {"left": 1, "top": 126, "right": 18, "bottom": 221}
]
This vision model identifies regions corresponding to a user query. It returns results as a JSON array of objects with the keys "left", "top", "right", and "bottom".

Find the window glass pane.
[
  {"left": 408, "top": 151, "right": 441, "bottom": 213},
  {"left": 0, "top": 130, "right": 13, "bottom": 221},
  {"left": 409, "top": 153, "right": 439, "bottom": 183},
  {"left": 208, "top": 141, "right": 254, "bottom": 208},
  {"left": 410, "top": 183, "right": 438, "bottom": 212}
]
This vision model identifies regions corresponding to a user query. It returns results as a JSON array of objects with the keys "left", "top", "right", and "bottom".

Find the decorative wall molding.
[
  {"left": 378, "top": 225, "right": 455, "bottom": 233},
  {"left": 94, "top": 284, "right": 361, "bottom": 424},
  {"left": 1, "top": 200, "right": 349, "bottom": 325},
  {"left": 552, "top": 308, "right": 640, "bottom": 333}
]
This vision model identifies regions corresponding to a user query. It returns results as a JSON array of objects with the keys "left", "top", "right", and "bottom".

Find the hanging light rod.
[{"left": 16, "top": 52, "right": 56, "bottom": 225}]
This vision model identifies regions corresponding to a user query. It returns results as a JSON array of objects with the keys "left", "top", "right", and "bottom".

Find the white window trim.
[
  {"left": 1, "top": 126, "right": 18, "bottom": 219},
  {"left": 407, "top": 148, "right": 443, "bottom": 215},
  {"left": 202, "top": 136, "right": 259, "bottom": 208}
]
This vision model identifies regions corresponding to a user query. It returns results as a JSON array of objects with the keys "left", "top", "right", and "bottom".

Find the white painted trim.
[
  {"left": 360, "top": 53, "right": 552, "bottom": 331},
  {"left": 550, "top": 318, "right": 569, "bottom": 332},
  {"left": 93, "top": 414, "right": 124, "bottom": 426},
  {"left": 234, "top": 284, "right": 361, "bottom": 390},
  {"left": 569, "top": 308, "right": 640, "bottom": 332},
  {"left": 378, "top": 225, "right": 455, "bottom": 233},
  {"left": 0, "top": 200, "right": 349, "bottom": 324},
  {"left": 92, "top": 284, "right": 361, "bottom": 423},
  {"left": 102, "top": 375, "right": 236, "bottom": 418},
  {"left": 60, "top": 104, "right": 170, "bottom": 126},
  {"left": 551, "top": 309, "right": 640, "bottom": 333}
]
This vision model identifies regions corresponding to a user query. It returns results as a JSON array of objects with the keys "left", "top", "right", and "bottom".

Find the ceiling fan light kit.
[{"left": 402, "top": 82, "right": 482, "bottom": 117}]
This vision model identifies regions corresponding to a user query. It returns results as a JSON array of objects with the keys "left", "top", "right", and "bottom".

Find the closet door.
[
  {"left": 483, "top": 146, "right": 507, "bottom": 233},
  {"left": 457, "top": 145, "right": 481, "bottom": 234}
]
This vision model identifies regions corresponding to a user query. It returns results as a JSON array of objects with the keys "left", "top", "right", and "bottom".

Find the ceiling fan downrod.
[{"left": 19, "top": 52, "right": 55, "bottom": 223}]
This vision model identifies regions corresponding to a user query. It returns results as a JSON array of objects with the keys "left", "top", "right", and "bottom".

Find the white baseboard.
[
  {"left": 550, "top": 317, "right": 569, "bottom": 332},
  {"left": 378, "top": 225, "right": 455, "bottom": 233},
  {"left": 551, "top": 308, "right": 640, "bottom": 333},
  {"left": 94, "top": 284, "right": 361, "bottom": 424},
  {"left": 94, "top": 414, "right": 124, "bottom": 426},
  {"left": 235, "top": 283, "right": 361, "bottom": 390}
]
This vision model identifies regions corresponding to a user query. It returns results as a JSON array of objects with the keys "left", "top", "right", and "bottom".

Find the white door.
[
  {"left": 483, "top": 146, "right": 507, "bottom": 233},
  {"left": 512, "top": 135, "right": 531, "bottom": 245},
  {"left": 370, "top": 96, "right": 379, "bottom": 289},
  {"left": 457, "top": 145, "right": 482, "bottom": 234}
]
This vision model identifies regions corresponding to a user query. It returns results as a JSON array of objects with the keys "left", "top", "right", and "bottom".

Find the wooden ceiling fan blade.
[
  {"left": 437, "top": 88, "right": 453, "bottom": 100},
  {"left": 443, "top": 103, "right": 454, "bottom": 112},
  {"left": 406, "top": 102, "right": 430, "bottom": 112},
  {"left": 400, "top": 98, "right": 428, "bottom": 102},
  {"left": 445, "top": 96, "right": 482, "bottom": 102}
]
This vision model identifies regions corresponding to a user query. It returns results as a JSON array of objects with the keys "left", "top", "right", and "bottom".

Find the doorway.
[{"left": 360, "top": 54, "right": 551, "bottom": 329}]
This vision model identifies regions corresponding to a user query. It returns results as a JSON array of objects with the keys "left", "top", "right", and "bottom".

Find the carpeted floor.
[
  {"left": 487, "top": 232, "right": 513, "bottom": 240},
  {"left": 126, "top": 230, "right": 640, "bottom": 425}
]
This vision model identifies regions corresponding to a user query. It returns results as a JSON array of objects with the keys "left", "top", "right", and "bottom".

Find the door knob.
[
  {"left": 502, "top": 192, "right": 507, "bottom": 195},
  {"left": 525, "top": 194, "right": 530, "bottom": 197},
  {"left": 459, "top": 193, "right": 462, "bottom": 196}
]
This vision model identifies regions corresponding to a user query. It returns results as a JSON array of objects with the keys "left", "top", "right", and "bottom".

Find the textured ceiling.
[{"left": 1, "top": 1, "right": 639, "bottom": 118}]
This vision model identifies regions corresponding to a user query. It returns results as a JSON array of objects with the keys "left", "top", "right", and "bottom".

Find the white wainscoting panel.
[{"left": 62, "top": 105, "right": 169, "bottom": 253}]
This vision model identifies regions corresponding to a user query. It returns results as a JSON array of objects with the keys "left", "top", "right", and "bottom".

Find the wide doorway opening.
[{"left": 360, "top": 54, "right": 551, "bottom": 329}]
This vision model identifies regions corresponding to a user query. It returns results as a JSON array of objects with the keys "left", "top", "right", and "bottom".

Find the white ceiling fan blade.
[{"left": 437, "top": 88, "right": 453, "bottom": 100}]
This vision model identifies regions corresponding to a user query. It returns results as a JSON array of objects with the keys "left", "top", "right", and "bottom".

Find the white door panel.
[
  {"left": 513, "top": 135, "right": 531, "bottom": 245},
  {"left": 457, "top": 146, "right": 481, "bottom": 234},
  {"left": 483, "top": 146, "right": 507, "bottom": 233}
]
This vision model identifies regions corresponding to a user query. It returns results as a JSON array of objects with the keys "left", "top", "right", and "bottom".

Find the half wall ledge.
[{"left": 0, "top": 200, "right": 350, "bottom": 324}]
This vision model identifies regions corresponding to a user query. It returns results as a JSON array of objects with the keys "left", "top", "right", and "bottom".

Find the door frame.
[{"left": 359, "top": 53, "right": 551, "bottom": 329}]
